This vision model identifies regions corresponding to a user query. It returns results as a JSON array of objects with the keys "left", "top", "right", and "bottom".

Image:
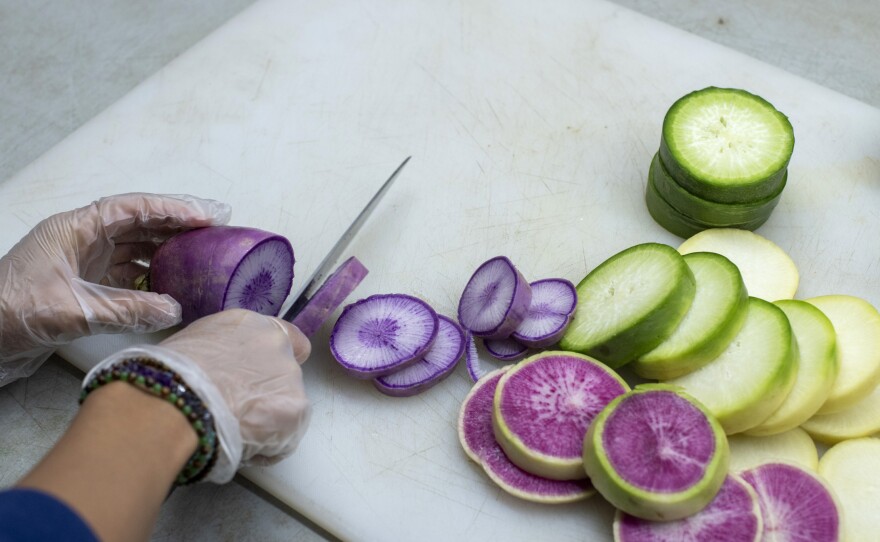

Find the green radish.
[
  {"left": 818, "top": 437, "right": 880, "bottom": 542},
  {"left": 727, "top": 428, "right": 819, "bottom": 473},
  {"left": 659, "top": 87, "right": 794, "bottom": 204},
  {"left": 633, "top": 252, "right": 748, "bottom": 380},
  {"left": 559, "top": 243, "right": 696, "bottom": 368},
  {"left": 801, "top": 383, "right": 880, "bottom": 444},
  {"left": 666, "top": 297, "right": 798, "bottom": 435}
]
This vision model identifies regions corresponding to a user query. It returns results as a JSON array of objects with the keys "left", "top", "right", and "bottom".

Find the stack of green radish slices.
[{"left": 646, "top": 87, "right": 794, "bottom": 237}]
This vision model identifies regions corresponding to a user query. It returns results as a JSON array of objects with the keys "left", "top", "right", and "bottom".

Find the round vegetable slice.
[
  {"left": 727, "top": 428, "right": 819, "bottom": 473},
  {"left": 613, "top": 474, "right": 762, "bottom": 542},
  {"left": 464, "top": 331, "right": 485, "bottom": 383},
  {"left": 329, "top": 294, "right": 438, "bottom": 378},
  {"left": 483, "top": 337, "right": 528, "bottom": 361},
  {"left": 457, "top": 256, "right": 532, "bottom": 340},
  {"left": 559, "top": 243, "right": 696, "bottom": 368},
  {"left": 510, "top": 278, "right": 577, "bottom": 348},
  {"left": 493, "top": 351, "right": 630, "bottom": 480},
  {"left": 801, "top": 382, "right": 880, "bottom": 444},
  {"left": 458, "top": 367, "right": 595, "bottom": 503},
  {"left": 373, "top": 315, "right": 465, "bottom": 396},
  {"left": 818, "top": 437, "right": 880, "bottom": 542},
  {"left": 290, "top": 256, "right": 368, "bottom": 337},
  {"left": 583, "top": 384, "right": 729, "bottom": 521}
]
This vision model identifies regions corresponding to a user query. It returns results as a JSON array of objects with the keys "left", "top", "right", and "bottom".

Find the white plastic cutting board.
[{"left": 2, "top": 0, "right": 879, "bottom": 540}]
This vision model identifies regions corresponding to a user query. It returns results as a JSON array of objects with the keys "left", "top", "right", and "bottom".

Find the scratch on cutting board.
[
  {"left": 251, "top": 57, "right": 273, "bottom": 101},
  {"left": 415, "top": 61, "right": 486, "bottom": 130}
]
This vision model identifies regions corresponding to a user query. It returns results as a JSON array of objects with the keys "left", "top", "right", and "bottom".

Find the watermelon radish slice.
[
  {"left": 510, "top": 278, "right": 577, "bottom": 348},
  {"left": 289, "top": 256, "right": 368, "bottom": 337},
  {"left": 458, "top": 256, "right": 532, "bottom": 340},
  {"left": 458, "top": 367, "right": 595, "bottom": 503},
  {"left": 583, "top": 384, "right": 729, "bottom": 521},
  {"left": 614, "top": 474, "right": 762, "bottom": 542},
  {"left": 483, "top": 337, "right": 529, "bottom": 361},
  {"left": 493, "top": 351, "right": 630, "bottom": 480}
]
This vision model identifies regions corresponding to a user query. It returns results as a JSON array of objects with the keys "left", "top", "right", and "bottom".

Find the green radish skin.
[{"left": 727, "top": 428, "right": 819, "bottom": 473}]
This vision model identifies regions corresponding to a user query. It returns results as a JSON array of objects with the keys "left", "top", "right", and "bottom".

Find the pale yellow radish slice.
[
  {"left": 806, "top": 294, "right": 880, "bottom": 414},
  {"left": 801, "top": 383, "right": 880, "bottom": 444},
  {"left": 727, "top": 428, "right": 819, "bottom": 473},
  {"left": 818, "top": 437, "right": 880, "bottom": 542},
  {"left": 678, "top": 229, "right": 798, "bottom": 301}
]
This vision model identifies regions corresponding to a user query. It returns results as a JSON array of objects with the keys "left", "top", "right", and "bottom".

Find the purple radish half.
[
  {"left": 614, "top": 474, "right": 762, "bottom": 542},
  {"left": 511, "top": 278, "right": 577, "bottom": 348},
  {"left": 483, "top": 337, "right": 529, "bottom": 361},
  {"left": 465, "top": 332, "right": 485, "bottom": 383},
  {"left": 458, "top": 256, "right": 532, "bottom": 340},
  {"left": 330, "top": 294, "right": 438, "bottom": 379},
  {"left": 458, "top": 367, "right": 595, "bottom": 504},
  {"left": 493, "top": 351, "right": 630, "bottom": 480},
  {"left": 740, "top": 463, "right": 842, "bottom": 542},
  {"left": 150, "top": 226, "right": 294, "bottom": 325},
  {"left": 373, "top": 315, "right": 465, "bottom": 397},
  {"left": 290, "top": 256, "right": 368, "bottom": 337}
]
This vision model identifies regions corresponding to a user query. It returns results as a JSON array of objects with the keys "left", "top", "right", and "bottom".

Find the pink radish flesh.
[
  {"left": 290, "top": 256, "right": 368, "bottom": 337},
  {"left": 465, "top": 332, "right": 485, "bottom": 383},
  {"left": 511, "top": 278, "right": 577, "bottom": 348},
  {"left": 330, "top": 294, "right": 438, "bottom": 379},
  {"left": 458, "top": 256, "right": 532, "bottom": 339},
  {"left": 373, "top": 315, "right": 465, "bottom": 396},
  {"left": 483, "top": 337, "right": 528, "bottom": 361}
]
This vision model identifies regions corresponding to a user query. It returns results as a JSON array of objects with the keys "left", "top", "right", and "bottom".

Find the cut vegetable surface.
[
  {"left": 727, "top": 428, "right": 819, "bottom": 473},
  {"left": 464, "top": 332, "right": 484, "bottom": 383},
  {"left": 483, "top": 337, "right": 528, "bottom": 361},
  {"left": 801, "top": 382, "right": 880, "bottom": 444},
  {"left": 818, "top": 437, "right": 880, "bottom": 542},
  {"left": 458, "top": 256, "right": 532, "bottom": 340},
  {"left": 493, "top": 351, "right": 629, "bottom": 480},
  {"left": 290, "top": 256, "right": 368, "bottom": 337},
  {"left": 511, "top": 278, "right": 577, "bottom": 348}
]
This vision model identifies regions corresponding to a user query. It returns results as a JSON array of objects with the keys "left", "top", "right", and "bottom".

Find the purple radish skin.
[
  {"left": 465, "top": 332, "right": 485, "bottom": 383},
  {"left": 291, "top": 256, "right": 368, "bottom": 337},
  {"left": 483, "top": 337, "right": 529, "bottom": 361},
  {"left": 511, "top": 278, "right": 577, "bottom": 348},
  {"left": 458, "top": 256, "right": 532, "bottom": 340}
]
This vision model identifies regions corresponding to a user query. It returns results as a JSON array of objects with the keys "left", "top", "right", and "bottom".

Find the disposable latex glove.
[{"left": 0, "top": 193, "right": 231, "bottom": 387}]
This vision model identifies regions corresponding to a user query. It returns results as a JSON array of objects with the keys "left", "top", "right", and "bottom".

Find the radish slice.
[
  {"left": 801, "top": 382, "right": 880, "bottom": 444},
  {"left": 373, "top": 315, "right": 465, "bottom": 397},
  {"left": 510, "top": 278, "right": 577, "bottom": 348},
  {"left": 464, "top": 332, "right": 485, "bottom": 382},
  {"left": 483, "top": 337, "right": 528, "bottom": 361},
  {"left": 458, "top": 367, "right": 595, "bottom": 504},
  {"left": 818, "top": 437, "right": 880, "bottom": 542},
  {"left": 727, "top": 428, "right": 819, "bottom": 473},
  {"left": 291, "top": 256, "right": 368, "bottom": 337},
  {"left": 457, "top": 256, "right": 532, "bottom": 340},
  {"left": 329, "top": 294, "right": 439, "bottom": 379}
]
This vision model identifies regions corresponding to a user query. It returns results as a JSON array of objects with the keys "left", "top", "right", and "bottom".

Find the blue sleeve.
[{"left": 0, "top": 488, "right": 98, "bottom": 542}]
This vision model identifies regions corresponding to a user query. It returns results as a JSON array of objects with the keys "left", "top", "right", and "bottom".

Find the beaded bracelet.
[{"left": 80, "top": 357, "right": 218, "bottom": 486}]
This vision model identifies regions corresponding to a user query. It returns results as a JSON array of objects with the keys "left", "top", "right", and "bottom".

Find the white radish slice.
[
  {"left": 329, "top": 294, "right": 438, "bottom": 379},
  {"left": 483, "top": 337, "right": 528, "bottom": 361},
  {"left": 458, "top": 367, "right": 595, "bottom": 503},
  {"left": 613, "top": 474, "right": 762, "bottom": 542},
  {"left": 493, "top": 351, "right": 629, "bottom": 480},
  {"left": 678, "top": 228, "right": 799, "bottom": 301},
  {"left": 457, "top": 256, "right": 532, "bottom": 340},
  {"left": 510, "top": 278, "right": 577, "bottom": 348},
  {"left": 801, "top": 382, "right": 880, "bottom": 444},
  {"left": 373, "top": 315, "right": 465, "bottom": 397},
  {"left": 818, "top": 437, "right": 880, "bottom": 542},
  {"left": 727, "top": 428, "right": 819, "bottom": 473},
  {"left": 464, "top": 332, "right": 485, "bottom": 383},
  {"left": 290, "top": 256, "right": 368, "bottom": 337},
  {"left": 805, "top": 294, "right": 880, "bottom": 414},
  {"left": 741, "top": 463, "right": 842, "bottom": 542}
]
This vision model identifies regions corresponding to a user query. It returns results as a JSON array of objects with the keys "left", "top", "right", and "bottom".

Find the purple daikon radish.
[
  {"left": 465, "top": 332, "right": 485, "bottom": 383},
  {"left": 483, "top": 337, "right": 529, "bottom": 361},
  {"left": 149, "top": 226, "right": 294, "bottom": 325},
  {"left": 373, "top": 315, "right": 465, "bottom": 397},
  {"left": 291, "top": 256, "right": 368, "bottom": 337},
  {"left": 330, "top": 294, "right": 438, "bottom": 379},
  {"left": 458, "top": 256, "right": 532, "bottom": 339},
  {"left": 511, "top": 278, "right": 577, "bottom": 348},
  {"left": 458, "top": 367, "right": 595, "bottom": 503}
]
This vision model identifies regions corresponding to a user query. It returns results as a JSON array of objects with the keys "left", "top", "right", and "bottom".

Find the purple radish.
[
  {"left": 483, "top": 337, "right": 529, "bottom": 361},
  {"left": 330, "top": 294, "right": 439, "bottom": 379},
  {"left": 511, "top": 278, "right": 577, "bottom": 348},
  {"left": 458, "top": 256, "right": 532, "bottom": 340},
  {"left": 458, "top": 367, "right": 595, "bottom": 503},
  {"left": 373, "top": 315, "right": 465, "bottom": 396},
  {"left": 740, "top": 463, "right": 842, "bottom": 542},
  {"left": 614, "top": 474, "right": 762, "bottom": 542},
  {"left": 290, "top": 256, "right": 368, "bottom": 337},
  {"left": 583, "top": 384, "right": 729, "bottom": 521},
  {"left": 150, "top": 226, "right": 294, "bottom": 325},
  {"left": 465, "top": 332, "right": 485, "bottom": 383},
  {"left": 493, "top": 351, "right": 630, "bottom": 480}
]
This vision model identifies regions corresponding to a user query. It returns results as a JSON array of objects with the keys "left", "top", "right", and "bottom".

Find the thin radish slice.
[
  {"left": 458, "top": 367, "right": 595, "bottom": 503},
  {"left": 727, "top": 428, "right": 819, "bottom": 473},
  {"left": 290, "top": 256, "right": 368, "bottom": 337},
  {"left": 493, "top": 351, "right": 630, "bottom": 480},
  {"left": 614, "top": 474, "right": 762, "bottom": 542},
  {"left": 818, "top": 437, "right": 880, "bottom": 542},
  {"left": 483, "top": 337, "right": 528, "bottom": 361},
  {"left": 510, "top": 278, "right": 577, "bottom": 348},
  {"left": 741, "top": 463, "right": 842, "bottom": 542},
  {"left": 373, "top": 315, "right": 465, "bottom": 397},
  {"left": 329, "top": 294, "right": 438, "bottom": 379},
  {"left": 801, "top": 382, "right": 880, "bottom": 444},
  {"left": 457, "top": 256, "right": 532, "bottom": 340},
  {"left": 464, "top": 332, "right": 485, "bottom": 383}
]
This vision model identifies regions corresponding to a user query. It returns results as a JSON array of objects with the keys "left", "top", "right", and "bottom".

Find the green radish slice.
[
  {"left": 727, "top": 428, "right": 819, "bottom": 473},
  {"left": 678, "top": 228, "right": 799, "bottom": 301},
  {"left": 458, "top": 367, "right": 595, "bottom": 503},
  {"left": 801, "top": 382, "right": 880, "bottom": 444},
  {"left": 666, "top": 297, "right": 798, "bottom": 435},
  {"left": 805, "top": 294, "right": 880, "bottom": 414},
  {"left": 633, "top": 252, "right": 748, "bottom": 380},
  {"left": 746, "top": 300, "right": 839, "bottom": 436},
  {"left": 583, "top": 384, "right": 729, "bottom": 521},
  {"left": 818, "top": 437, "right": 880, "bottom": 542},
  {"left": 659, "top": 87, "right": 793, "bottom": 204},
  {"left": 493, "top": 351, "right": 630, "bottom": 480},
  {"left": 559, "top": 243, "right": 696, "bottom": 368}
]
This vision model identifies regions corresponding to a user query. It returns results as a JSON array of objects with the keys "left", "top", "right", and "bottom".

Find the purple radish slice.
[
  {"left": 373, "top": 315, "right": 465, "bottom": 396},
  {"left": 458, "top": 256, "right": 532, "bottom": 340},
  {"left": 511, "top": 278, "right": 577, "bottom": 348},
  {"left": 290, "top": 256, "right": 368, "bottom": 337},
  {"left": 614, "top": 474, "right": 762, "bottom": 542},
  {"left": 150, "top": 226, "right": 294, "bottom": 325},
  {"left": 483, "top": 337, "right": 528, "bottom": 361},
  {"left": 458, "top": 367, "right": 595, "bottom": 503},
  {"left": 330, "top": 294, "right": 439, "bottom": 379},
  {"left": 465, "top": 332, "right": 485, "bottom": 383},
  {"left": 493, "top": 351, "right": 630, "bottom": 480},
  {"left": 740, "top": 462, "right": 842, "bottom": 542}
]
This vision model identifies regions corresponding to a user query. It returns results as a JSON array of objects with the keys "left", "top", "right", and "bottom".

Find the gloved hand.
[{"left": 0, "top": 193, "right": 231, "bottom": 387}]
